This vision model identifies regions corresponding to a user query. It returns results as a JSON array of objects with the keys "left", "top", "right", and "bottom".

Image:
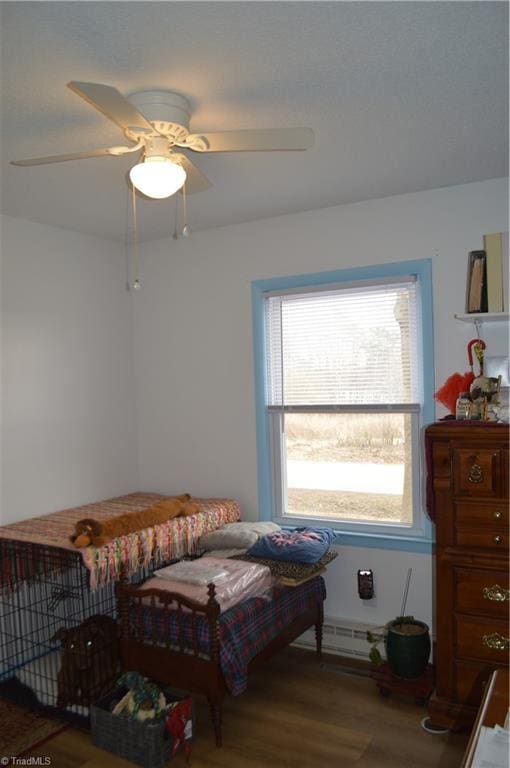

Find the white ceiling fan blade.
[
  {"left": 184, "top": 127, "right": 314, "bottom": 153},
  {"left": 67, "top": 81, "right": 153, "bottom": 133},
  {"left": 173, "top": 154, "right": 212, "bottom": 194},
  {"left": 11, "top": 145, "right": 139, "bottom": 166}
]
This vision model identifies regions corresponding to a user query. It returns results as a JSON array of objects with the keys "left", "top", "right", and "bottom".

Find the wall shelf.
[{"left": 454, "top": 312, "right": 509, "bottom": 324}]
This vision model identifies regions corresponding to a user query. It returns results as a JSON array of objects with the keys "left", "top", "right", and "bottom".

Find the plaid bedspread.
[{"left": 136, "top": 575, "right": 326, "bottom": 696}]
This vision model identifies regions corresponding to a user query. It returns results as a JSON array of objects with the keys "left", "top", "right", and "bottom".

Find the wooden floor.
[{"left": 33, "top": 648, "right": 469, "bottom": 767}]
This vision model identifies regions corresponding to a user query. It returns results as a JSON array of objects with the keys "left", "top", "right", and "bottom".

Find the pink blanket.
[{"left": 143, "top": 557, "right": 274, "bottom": 613}]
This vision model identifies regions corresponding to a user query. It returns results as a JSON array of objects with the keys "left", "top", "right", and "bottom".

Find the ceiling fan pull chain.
[
  {"left": 124, "top": 187, "right": 131, "bottom": 291},
  {"left": 131, "top": 185, "right": 141, "bottom": 290},
  {"left": 182, "top": 181, "right": 189, "bottom": 237},
  {"left": 173, "top": 194, "right": 179, "bottom": 240}
]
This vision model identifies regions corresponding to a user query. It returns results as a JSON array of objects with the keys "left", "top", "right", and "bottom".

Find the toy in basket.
[{"left": 91, "top": 672, "right": 193, "bottom": 767}]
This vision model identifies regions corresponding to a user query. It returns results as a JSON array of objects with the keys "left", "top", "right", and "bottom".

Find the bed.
[{"left": 116, "top": 569, "right": 326, "bottom": 746}]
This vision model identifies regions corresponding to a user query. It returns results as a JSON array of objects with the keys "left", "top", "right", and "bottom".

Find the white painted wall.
[
  {"left": 0, "top": 215, "right": 139, "bottom": 523},
  {"left": 0, "top": 179, "right": 507, "bottom": 628},
  {"left": 133, "top": 178, "right": 508, "bottom": 628}
]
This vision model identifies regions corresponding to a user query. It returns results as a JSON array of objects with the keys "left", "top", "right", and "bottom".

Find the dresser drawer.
[
  {"left": 455, "top": 615, "right": 510, "bottom": 662},
  {"left": 453, "top": 448, "right": 503, "bottom": 497},
  {"left": 455, "top": 528, "right": 509, "bottom": 551},
  {"left": 454, "top": 567, "right": 510, "bottom": 619},
  {"left": 454, "top": 660, "right": 501, "bottom": 706},
  {"left": 455, "top": 501, "right": 509, "bottom": 527}
]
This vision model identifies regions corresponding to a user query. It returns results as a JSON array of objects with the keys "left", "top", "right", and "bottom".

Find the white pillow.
[
  {"left": 200, "top": 521, "right": 280, "bottom": 551},
  {"left": 203, "top": 547, "right": 248, "bottom": 559}
]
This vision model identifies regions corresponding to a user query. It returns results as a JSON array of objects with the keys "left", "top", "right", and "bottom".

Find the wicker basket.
[{"left": 91, "top": 686, "right": 193, "bottom": 768}]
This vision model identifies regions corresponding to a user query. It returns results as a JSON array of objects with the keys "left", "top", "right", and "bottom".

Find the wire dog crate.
[{"left": 0, "top": 540, "right": 119, "bottom": 724}]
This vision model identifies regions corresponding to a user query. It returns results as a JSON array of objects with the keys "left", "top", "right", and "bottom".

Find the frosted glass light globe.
[{"left": 129, "top": 158, "right": 186, "bottom": 199}]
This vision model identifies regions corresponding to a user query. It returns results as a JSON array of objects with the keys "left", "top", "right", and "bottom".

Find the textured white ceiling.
[{"left": 1, "top": 1, "right": 508, "bottom": 242}]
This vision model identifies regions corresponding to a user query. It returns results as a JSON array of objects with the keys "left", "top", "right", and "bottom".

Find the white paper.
[{"left": 472, "top": 724, "right": 509, "bottom": 768}]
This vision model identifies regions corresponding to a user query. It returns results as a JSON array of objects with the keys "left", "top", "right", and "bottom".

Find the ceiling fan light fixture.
[{"left": 129, "top": 157, "right": 186, "bottom": 199}]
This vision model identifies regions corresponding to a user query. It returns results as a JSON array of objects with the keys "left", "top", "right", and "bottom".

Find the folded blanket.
[
  {"left": 232, "top": 549, "right": 337, "bottom": 579},
  {"left": 142, "top": 557, "right": 273, "bottom": 613},
  {"left": 246, "top": 527, "right": 336, "bottom": 564},
  {"left": 154, "top": 560, "right": 229, "bottom": 586}
]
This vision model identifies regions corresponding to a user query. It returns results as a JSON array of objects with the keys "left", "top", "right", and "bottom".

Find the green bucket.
[{"left": 385, "top": 619, "right": 431, "bottom": 679}]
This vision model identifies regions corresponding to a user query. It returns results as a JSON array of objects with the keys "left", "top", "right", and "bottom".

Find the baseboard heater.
[{"left": 294, "top": 617, "right": 385, "bottom": 661}]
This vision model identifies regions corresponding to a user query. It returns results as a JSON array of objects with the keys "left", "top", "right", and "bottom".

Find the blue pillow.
[{"left": 246, "top": 527, "right": 335, "bottom": 564}]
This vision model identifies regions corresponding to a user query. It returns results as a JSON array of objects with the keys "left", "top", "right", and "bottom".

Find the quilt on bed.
[{"left": 133, "top": 575, "right": 326, "bottom": 695}]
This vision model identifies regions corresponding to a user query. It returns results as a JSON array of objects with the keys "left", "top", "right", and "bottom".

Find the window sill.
[
  {"left": 331, "top": 529, "right": 434, "bottom": 553},
  {"left": 278, "top": 523, "right": 435, "bottom": 553}
]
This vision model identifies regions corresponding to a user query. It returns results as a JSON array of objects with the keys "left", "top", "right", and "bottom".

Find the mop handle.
[{"left": 400, "top": 568, "right": 412, "bottom": 617}]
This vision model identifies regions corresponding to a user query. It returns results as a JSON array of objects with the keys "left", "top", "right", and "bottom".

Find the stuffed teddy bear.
[{"left": 70, "top": 494, "right": 200, "bottom": 548}]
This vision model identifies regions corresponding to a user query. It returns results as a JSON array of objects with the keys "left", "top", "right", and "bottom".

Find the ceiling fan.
[{"left": 11, "top": 82, "right": 314, "bottom": 199}]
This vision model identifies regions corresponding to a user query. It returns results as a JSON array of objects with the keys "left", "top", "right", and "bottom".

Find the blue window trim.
[{"left": 251, "top": 259, "right": 435, "bottom": 554}]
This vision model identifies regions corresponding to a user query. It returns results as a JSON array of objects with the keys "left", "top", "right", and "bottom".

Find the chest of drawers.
[{"left": 426, "top": 422, "right": 509, "bottom": 730}]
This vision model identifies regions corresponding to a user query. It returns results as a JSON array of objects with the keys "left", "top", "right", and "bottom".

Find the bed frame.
[{"left": 116, "top": 574, "right": 324, "bottom": 746}]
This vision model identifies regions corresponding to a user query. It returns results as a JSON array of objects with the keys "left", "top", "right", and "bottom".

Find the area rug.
[{"left": 0, "top": 699, "right": 68, "bottom": 756}]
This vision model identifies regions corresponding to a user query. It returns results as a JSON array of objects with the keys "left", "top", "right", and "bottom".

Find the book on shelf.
[
  {"left": 483, "top": 232, "right": 504, "bottom": 312},
  {"left": 466, "top": 250, "right": 488, "bottom": 313}
]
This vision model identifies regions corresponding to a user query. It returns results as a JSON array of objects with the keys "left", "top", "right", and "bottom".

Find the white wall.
[
  {"left": 1, "top": 179, "right": 507, "bottom": 628},
  {"left": 0, "top": 215, "right": 139, "bottom": 523},
  {"left": 133, "top": 178, "right": 508, "bottom": 628}
]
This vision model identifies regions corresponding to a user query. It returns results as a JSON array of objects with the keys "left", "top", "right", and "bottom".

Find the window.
[{"left": 252, "top": 260, "right": 434, "bottom": 546}]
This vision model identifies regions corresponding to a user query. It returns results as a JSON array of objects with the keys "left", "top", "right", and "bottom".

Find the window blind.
[{"left": 265, "top": 278, "right": 422, "bottom": 407}]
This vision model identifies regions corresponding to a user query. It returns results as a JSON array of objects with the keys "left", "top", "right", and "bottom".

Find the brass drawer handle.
[
  {"left": 493, "top": 535, "right": 502, "bottom": 545},
  {"left": 493, "top": 510, "right": 502, "bottom": 520},
  {"left": 483, "top": 584, "right": 510, "bottom": 602},
  {"left": 468, "top": 463, "right": 483, "bottom": 484},
  {"left": 482, "top": 633, "right": 510, "bottom": 651}
]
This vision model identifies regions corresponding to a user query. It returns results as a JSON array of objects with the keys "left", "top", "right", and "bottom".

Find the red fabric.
[
  {"left": 165, "top": 698, "right": 193, "bottom": 761},
  {"left": 434, "top": 372, "right": 474, "bottom": 414}
]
